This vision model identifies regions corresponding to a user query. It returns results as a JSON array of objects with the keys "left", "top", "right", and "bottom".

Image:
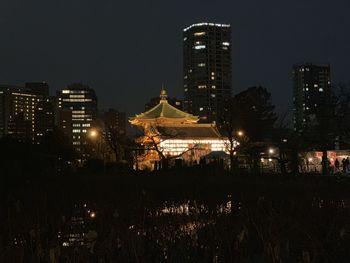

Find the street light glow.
[
  {"left": 90, "top": 211, "right": 96, "bottom": 219},
  {"left": 268, "top": 148, "right": 274, "bottom": 154},
  {"left": 237, "top": 131, "right": 244, "bottom": 137},
  {"left": 90, "top": 130, "right": 97, "bottom": 138}
]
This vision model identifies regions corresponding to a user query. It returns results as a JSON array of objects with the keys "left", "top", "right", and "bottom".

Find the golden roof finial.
[{"left": 160, "top": 86, "right": 167, "bottom": 101}]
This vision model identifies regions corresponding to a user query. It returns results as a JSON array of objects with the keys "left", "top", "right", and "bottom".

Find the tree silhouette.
[
  {"left": 140, "top": 125, "right": 197, "bottom": 170},
  {"left": 221, "top": 86, "right": 277, "bottom": 174}
]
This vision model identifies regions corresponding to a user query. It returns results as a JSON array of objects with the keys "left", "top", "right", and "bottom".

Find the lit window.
[
  {"left": 212, "top": 85, "right": 216, "bottom": 89},
  {"left": 211, "top": 94, "right": 216, "bottom": 98},
  {"left": 184, "top": 88, "right": 188, "bottom": 92},
  {"left": 198, "top": 63, "right": 206, "bottom": 67},
  {"left": 222, "top": 42, "right": 230, "bottom": 46},
  {"left": 198, "top": 85, "right": 206, "bottom": 89},
  {"left": 199, "top": 107, "right": 204, "bottom": 111},
  {"left": 183, "top": 37, "right": 187, "bottom": 41},
  {"left": 194, "top": 32, "right": 206, "bottom": 36},
  {"left": 194, "top": 45, "right": 206, "bottom": 50},
  {"left": 319, "top": 88, "right": 324, "bottom": 92},
  {"left": 314, "top": 84, "right": 318, "bottom": 88}
]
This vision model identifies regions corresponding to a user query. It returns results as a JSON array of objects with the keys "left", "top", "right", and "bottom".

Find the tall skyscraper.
[
  {"left": 57, "top": 83, "right": 97, "bottom": 161},
  {"left": 183, "top": 22, "right": 232, "bottom": 124},
  {"left": 293, "top": 63, "right": 331, "bottom": 132}
]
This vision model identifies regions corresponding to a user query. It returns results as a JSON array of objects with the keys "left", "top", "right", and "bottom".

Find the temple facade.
[{"left": 129, "top": 90, "right": 234, "bottom": 170}]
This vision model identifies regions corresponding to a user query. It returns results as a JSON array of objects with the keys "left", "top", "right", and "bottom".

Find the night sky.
[{"left": 0, "top": 0, "right": 349, "bottom": 117}]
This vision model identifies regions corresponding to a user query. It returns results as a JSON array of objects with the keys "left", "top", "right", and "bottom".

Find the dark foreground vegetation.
[{"left": 1, "top": 172, "right": 350, "bottom": 262}]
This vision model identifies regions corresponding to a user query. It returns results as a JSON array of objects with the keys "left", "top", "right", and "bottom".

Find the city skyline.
[
  {"left": 0, "top": 0, "right": 349, "bottom": 117},
  {"left": 2, "top": 2, "right": 350, "bottom": 260}
]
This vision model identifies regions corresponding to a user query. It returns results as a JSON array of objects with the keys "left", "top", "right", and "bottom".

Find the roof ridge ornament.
[{"left": 160, "top": 87, "right": 167, "bottom": 101}]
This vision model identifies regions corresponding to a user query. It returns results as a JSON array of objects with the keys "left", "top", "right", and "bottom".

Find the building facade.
[
  {"left": 96, "top": 109, "right": 127, "bottom": 162},
  {"left": 57, "top": 83, "right": 97, "bottom": 161},
  {"left": 34, "top": 97, "right": 55, "bottom": 141},
  {"left": 0, "top": 83, "right": 53, "bottom": 142},
  {"left": 183, "top": 22, "right": 232, "bottom": 124},
  {"left": 102, "top": 108, "right": 126, "bottom": 135},
  {"left": 293, "top": 63, "right": 331, "bottom": 132}
]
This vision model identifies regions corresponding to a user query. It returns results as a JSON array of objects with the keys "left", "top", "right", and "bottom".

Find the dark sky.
[{"left": 0, "top": 0, "right": 349, "bottom": 117}]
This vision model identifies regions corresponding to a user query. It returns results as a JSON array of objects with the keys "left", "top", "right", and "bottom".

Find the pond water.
[
  {"left": 50, "top": 195, "right": 350, "bottom": 262},
  {"left": 3, "top": 177, "right": 350, "bottom": 262}
]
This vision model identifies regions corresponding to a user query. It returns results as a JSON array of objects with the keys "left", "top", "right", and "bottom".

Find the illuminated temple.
[{"left": 130, "top": 89, "right": 231, "bottom": 170}]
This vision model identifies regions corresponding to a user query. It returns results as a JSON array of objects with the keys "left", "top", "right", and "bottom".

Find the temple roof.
[
  {"left": 130, "top": 89, "right": 199, "bottom": 125},
  {"left": 156, "top": 124, "right": 221, "bottom": 139}
]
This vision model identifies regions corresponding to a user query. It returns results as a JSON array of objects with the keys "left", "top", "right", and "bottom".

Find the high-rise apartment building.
[
  {"left": 0, "top": 83, "right": 53, "bottom": 142},
  {"left": 183, "top": 22, "right": 232, "bottom": 124},
  {"left": 57, "top": 83, "right": 97, "bottom": 161},
  {"left": 293, "top": 63, "right": 331, "bottom": 132}
]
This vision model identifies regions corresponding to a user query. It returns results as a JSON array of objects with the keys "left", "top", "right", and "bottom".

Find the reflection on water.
[
  {"left": 59, "top": 203, "right": 98, "bottom": 248},
  {"left": 123, "top": 196, "right": 239, "bottom": 260},
  {"left": 5, "top": 193, "right": 350, "bottom": 262},
  {"left": 312, "top": 198, "right": 350, "bottom": 209}
]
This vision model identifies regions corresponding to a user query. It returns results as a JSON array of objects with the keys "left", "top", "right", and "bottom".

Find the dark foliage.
[
  {"left": 0, "top": 127, "right": 75, "bottom": 179},
  {"left": 222, "top": 86, "right": 277, "bottom": 142}
]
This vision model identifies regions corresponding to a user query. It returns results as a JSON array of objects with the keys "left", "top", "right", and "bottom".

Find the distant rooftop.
[
  {"left": 183, "top": 22, "right": 230, "bottom": 32},
  {"left": 130, "top": 89, "right": 199, "bottom": 125}
]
